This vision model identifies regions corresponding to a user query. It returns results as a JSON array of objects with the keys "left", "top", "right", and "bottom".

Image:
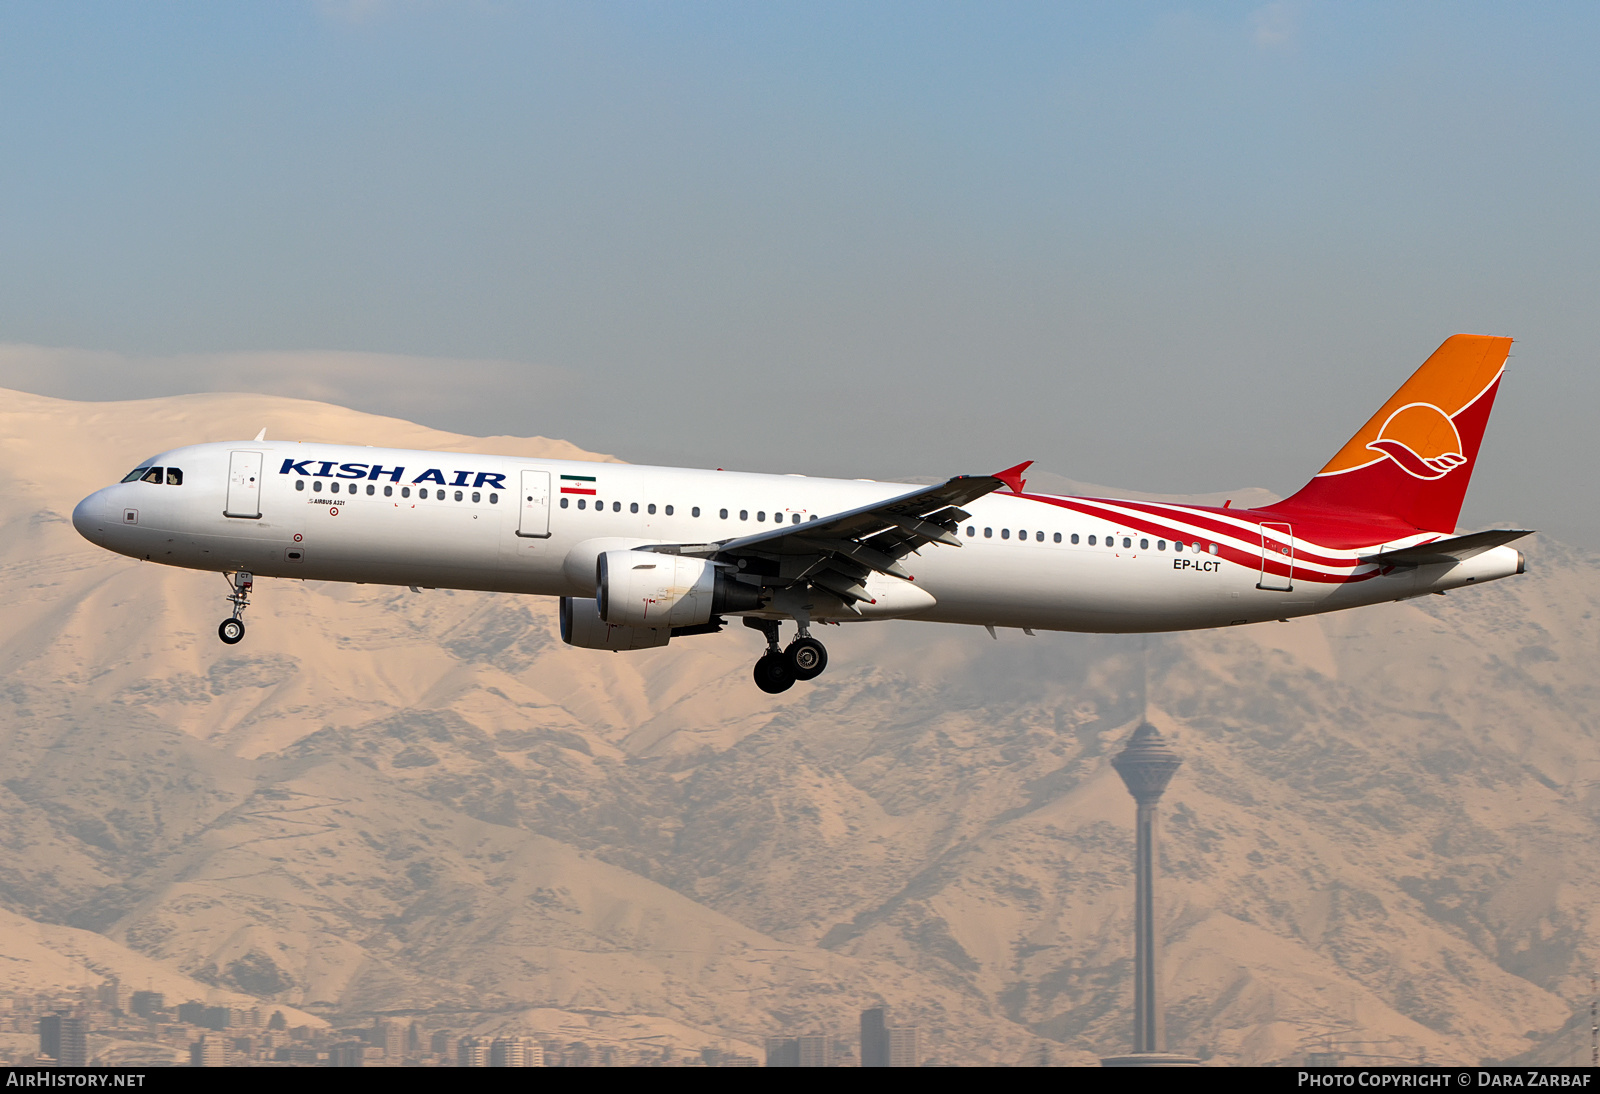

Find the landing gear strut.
[
  {"left": 745, "top": 617, "right": 829, "bottom": 692},
  {"left": 219, "top": 571, "right": 252, "bottom": 645}
]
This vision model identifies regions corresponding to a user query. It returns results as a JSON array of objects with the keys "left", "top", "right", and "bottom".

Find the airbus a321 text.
[{"left": 73, "top": 335, "right": 1530, "bottom": 693}]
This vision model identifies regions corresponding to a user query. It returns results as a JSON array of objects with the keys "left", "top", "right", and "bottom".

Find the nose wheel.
[{"left": 218, "top": 571, "right": 253, "bottom": 645}]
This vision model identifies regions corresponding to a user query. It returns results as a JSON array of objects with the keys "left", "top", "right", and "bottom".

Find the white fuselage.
[{"left": 72, "top": 440, "right": 1523, "bottom": 634}]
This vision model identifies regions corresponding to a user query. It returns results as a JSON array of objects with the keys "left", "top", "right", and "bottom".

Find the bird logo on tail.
[{"left": 1363, "top": 402, "right": 1467, "bottom": 480}]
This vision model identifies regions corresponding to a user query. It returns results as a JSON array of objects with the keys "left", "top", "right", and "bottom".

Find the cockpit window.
[
  {"left": 140, "top": 467, "right": 164, "bottom": 484},
  {"left": 165, "top": 468, "right": 183, "bottom": 486},
  {"left": 121, "top": 467, "right": 152, "bottom": 483}
]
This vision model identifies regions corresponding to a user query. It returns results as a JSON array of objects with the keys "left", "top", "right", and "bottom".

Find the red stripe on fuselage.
[{"left": 1000, "top": 493, "right": 1385, "bottom": 585}]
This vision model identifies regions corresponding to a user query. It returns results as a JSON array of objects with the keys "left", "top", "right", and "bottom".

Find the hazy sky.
[{"left": 2, "top": 2, "right": 1596, "bottom": 538}]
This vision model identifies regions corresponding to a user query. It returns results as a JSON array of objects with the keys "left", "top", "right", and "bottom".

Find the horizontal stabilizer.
[{"left": 1365, "top": 528, "right": 1533, "bottom": 566}]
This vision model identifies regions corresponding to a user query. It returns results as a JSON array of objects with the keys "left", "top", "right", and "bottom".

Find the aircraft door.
[
  {"left": 517, "top": 469, "right": 552, "bottom": 538},
  {"left": 1257, "top": 521, "right": 1293, "bottom": 591},
  {"left": 224, "top": 451, "right": 263, "bottom": 519}
]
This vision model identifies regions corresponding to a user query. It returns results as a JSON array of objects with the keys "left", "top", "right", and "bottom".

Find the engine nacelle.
[
  {"left": 597, "top": 550, "right": 762, "bottom": 628},
  {"left": 559, "top": 596, "right": 670, "bottom": 651}
]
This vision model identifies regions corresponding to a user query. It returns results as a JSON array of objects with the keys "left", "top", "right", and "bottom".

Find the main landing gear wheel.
[
  {"left": 218, "top": 618, "right": 245, "bottom": 644},
  {"left": 785, "top": 636, "right": 828, "bottom": 680},
  {"left": 753, "top": 651, "right": 796, "bottom": 694}
]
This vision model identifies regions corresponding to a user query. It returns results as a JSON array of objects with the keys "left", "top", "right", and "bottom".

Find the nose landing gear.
[
  {"left": 746, "top": 618, "right": 829, "bottom": 693},
  {"left": 218, "top": 571, "right": 252, "bottom": 645}
]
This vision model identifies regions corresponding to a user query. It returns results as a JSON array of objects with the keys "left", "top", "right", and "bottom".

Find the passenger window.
[
  {"left": 1209, "top": 543, "right": 1219, "bottom": 555},
  {"left": 578, "top": 498, "right": 586, "bottom": 509},
  {"left": 402, "top": 487, "right": 411, "bottom": 498},
  {"left": 331, "top": 482, "right": 340, "bottom": 494},
  {"left": 630, "top": 502, "right": 638, "bottom": 514},
  {"left": 560, "top": 496, "right": 568, "bottom": 508},
  {"left": 967, "top": 526, "right": 975, "bottom": 537},
  {"left": 313, "top": 480, "right": 323, "bottom": 493},
  {"left": 1140, "top": 538, "right": 1149, "bottom": 550},
  {"left": 648, "top": 503, "right": 657, "bottom": 515},
  {"left": 984, "top": 527, "right": 993, "bottom": 538},
  {"left": 613, "top": 501, "right": 621, "bottom": 512},
  {"left": 435, "top": 489, "right": 444, "bottom": 500},
  {"left": 166, "top": 468, "right": 183, "bottom": 486},
  {"left": 142, "top": 468, "right": 164, "bottom": 484},
  {"left": 489, "top": 493, "right": 498, "bottom": 504},
  {"left": 295, "top": 480, "right": 305, "bottom": 492},
  {"left": 1174, "top": 541, "right": 1182, "bottom": 552},
  {"left": 740, "top": 510, "right": 748, "bottom": 521},
  {"left": 454, "top": 490, "right": 463, "bottom": 501},
  {"left": 664, "top": 505, "right": 674, "bottom": 516},
  {"left": 810, "top": 515, "right": 818, "bottom": 521},
  {"left": 1036, "top": 531, "right": 1044, "bottom": 542},
  {"left": 1001, "top": 529, "right": 1010, "bottom": 539},
  {"left": 692, "top": 507, "right": 701, "bottom": 517},
  {"left": 472, "top": 491, "right": 481, "bottom": 502},
  {"left": 1053, "top": 532, "right": 1061, "bottom": 543},
  {"left": 1122, "top": 537, "right": 1131, "bottom": 548},
  {"left": 366, "top": 484, "right": 375, "bottom": 496},
  {"left": 792, "top": 513, "right": 800, "bottom": 524},
  {"left": 1088, "top": 535, "right": 1096, "bottom": 545},
  {"left": 1070, "top": 533, "right": 1079, "bottom": 544},
  {"left": 757, "top": 512, "right": 766, "bottom": 522},
  {"left": 121, "top": 467, "right": 151, "bottom": 483},
  {"left": 720, "top": 509, "right": 729, "bottom": 519},
  {"left": 384, "top": 486, "right": 393, "bottom": 497},
  {"left": 1157, "top": 539, "right": 1166, "bottom": 550}
]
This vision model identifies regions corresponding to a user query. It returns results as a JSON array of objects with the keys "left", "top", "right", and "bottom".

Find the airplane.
[{"left": 72, "top": 335, "right": 1530, "bottom": 694}]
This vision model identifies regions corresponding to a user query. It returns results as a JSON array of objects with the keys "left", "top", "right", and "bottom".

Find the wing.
[
  {"left": 1365, "top": 527, "right": 1533, "bottom": 566},
  {"left": 641, "top": 462, "right": 1031, "bottom": 607}
]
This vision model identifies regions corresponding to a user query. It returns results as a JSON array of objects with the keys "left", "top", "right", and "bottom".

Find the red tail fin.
[{"left": 1263, "top": 334, "right": 1511, "bottom": 534}]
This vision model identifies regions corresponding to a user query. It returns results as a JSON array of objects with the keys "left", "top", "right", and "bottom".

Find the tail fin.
[{"left": 1264, "top": 334, "right": 1511, "bottom": 534}]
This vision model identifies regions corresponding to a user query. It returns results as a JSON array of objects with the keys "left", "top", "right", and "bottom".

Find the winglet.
[
  {"left": 993, "top": 461, "right": 1032, "bottom": 494},
  {"left": 253, "top": 428, "right": 267, "bottom": 442}
]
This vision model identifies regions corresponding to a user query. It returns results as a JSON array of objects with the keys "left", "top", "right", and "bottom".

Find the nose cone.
[{"left": 73, "top": 490, "right": 110, "bottom": 548}]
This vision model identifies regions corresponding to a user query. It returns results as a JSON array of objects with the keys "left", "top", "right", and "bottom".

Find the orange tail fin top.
[{"left": 1265, "top": 334, "right": 1511, "bottom": 534}]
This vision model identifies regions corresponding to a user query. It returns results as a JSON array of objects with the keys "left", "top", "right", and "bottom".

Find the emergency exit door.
[
  {"left": 224, "top": 451, "right": 263, "bottom": 519},
  {"left": 517, "top": 469, "right": 551, "bottom": 538}
]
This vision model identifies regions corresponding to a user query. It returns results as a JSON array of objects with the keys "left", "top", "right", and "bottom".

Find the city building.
[
  {"left": 39, "top": 1013, "right": 88, "bottom": 1067},
  {"left": 328, "top": 1040, "right": 366, "bottom": 1067},
  {"left": 190, "top": 1034, "right": 229, "bottom": 1068},
  {"left": 888, "top": 1026, "right": 919, "bottom": 1068},
  {"left": 490, "top": 1035, "right": 542, "bottom": 1066},
  {"left": 129, "top": 991, "right": 164, "bottom": 1019},
  {"left": 861, "top": 1008, "right": 918, "bottom": 1067}
]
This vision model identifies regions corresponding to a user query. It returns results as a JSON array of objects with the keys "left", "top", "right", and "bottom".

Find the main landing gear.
[
  {"left": 218, "top": 571, "right": 252, "bottom": 645},
  {"left": 746, "top": 619, "right": 830, "bottom": 694}
]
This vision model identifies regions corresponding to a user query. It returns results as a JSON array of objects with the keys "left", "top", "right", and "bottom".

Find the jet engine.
[
  {"left": 597, "top": 549, "right": 761, "bottom": 627},
  {"left": 559, "top": 595, "right": 670, "bottom": 651}
]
